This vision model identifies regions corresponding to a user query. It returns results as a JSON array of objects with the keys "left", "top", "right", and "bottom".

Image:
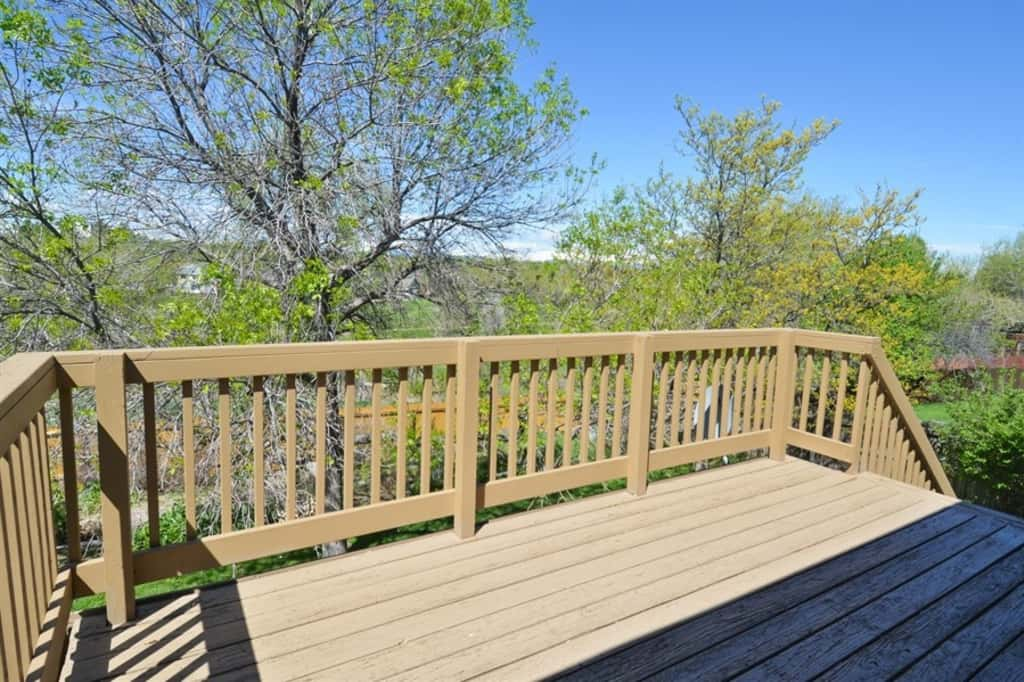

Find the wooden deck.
[{"left": 60, "top": 457, "right": 1024, "bottom": 681}]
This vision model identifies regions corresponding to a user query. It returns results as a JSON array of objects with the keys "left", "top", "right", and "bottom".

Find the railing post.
[
  {"left": 626, "top": 333, "right": 653, "bottom": 495},
  {"left": 453, "top": 340, "right": 480, "bottom": 538},
  {"left": 95, "top": 353, "right": 135, "bottom": 625},
  {"left": 769, "top": 329, "right": 796, "bottom": 461}
]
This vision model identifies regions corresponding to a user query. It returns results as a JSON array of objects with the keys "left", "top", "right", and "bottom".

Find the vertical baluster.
[
  {"left": 832, "top": 356, "right": 850, "bottom": 441},
  {"left": 798, "top": 350, "right": 815, "bottom": 431},
  {"left": 655, "top": 352, "right": 670, "bottom": 450},
  {"left": 849, "top": 362, "right": 871, "bottom": 471},
  {"left": 596, "top": 356, "right": 609, "bottom": 460},
  {"left": 669, "top": 352, "right": 683, "bottom": 447},
  {"left": 732, "top": 351, "right": 746, "bottom": 434},
  {"left": 815, "top": 354, "right": 831, "bottom": 436},
  {"left": 721, "top": 353, "right": 734, "bottom": 435},
  {"left": 444, "top": 364, "right": 457, "bottom": 489},
  {"left": 58, "top": 385, "right": 80, "bottom": 562},
  {"left": 489, "top": 362, "right": 500, "bottom": 482},
  {"left": 343, "top": 370, "right": 355, "bottom": 510},
  {"left": 709, "top": 352, "right": 723, "bottom": 438},
  {"left": 545, "top": 359, "right": 557, "bottom": 470},
  {"left": 860, "top": 379, "right": 878, "bottom": 471},
  {"left": 682, "top": 352, "right": 696, "bottom": 442},
  {"left": 694, "top": 352, "right": 709, "bottom": 442},
  {"left": 396, "top": 367, "right": 409, "bottom": 499},
  {"left": 507, "top": 361, "right": 520, "bottom": 477},
  {"left": 763, "top": 351, "right": 777, "bottom": 431},
  {"left": 563, "top": 358, "right": 576, "bottom": 466},
  {"left": 0, "top": 444, "right": 28, "bottom": 677},
  {"left": 744, "top": 351, "right": 759, "bottom": 433},
  {"left": 421, "top": 365, "right": 433, "bottom": 493},
  {"left": 869, "top": 397, "right": 887, "bottom": 473},
  {"left": 315, "top": 372, "right": 327, "bottom": 514},
  {"left": 23, "top": 427, "right": 46, "bottom": 628},
  {"left": 252, "top": 376, "right": 265, "bottom": 526},
  {"left": 12, "top": 433, "right": 40, "bottom": 642},
  {"left": 143, "top": 382, "right": 160, "bottom": 546},
  {"left": 611, "top": 355, "right": 626, "bottom": 458},
  {"left": 182, "top": 380, "right": 196, "bottom": 539},
  {"left": 285, "top": 374, "right": 297, "bottom": 518},
  {"left": 527, "top": 360, "right": 540, "bottom": 472},
  {"left": 579, "top": 358, "right": 593, "bottom": 464},
  {"left": 371, "top": 368, "right": 383, "bottom": 504},
  {"left": 36, "top": 411, "right": 57, "bottom": 583},
  {"left": 219, "top": 378, "right": 233, "bottom": 532},
  {"left": 901, "top": 438, "right": 914, "bottom": 483}
]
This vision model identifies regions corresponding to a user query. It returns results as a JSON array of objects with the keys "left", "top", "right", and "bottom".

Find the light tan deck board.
[{"left": 62, "top": 458, "right": 964, "bottom": 682}]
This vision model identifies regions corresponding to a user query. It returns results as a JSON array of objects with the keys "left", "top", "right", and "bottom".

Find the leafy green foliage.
[{"left": 938, "top": 383, "right": 1024, "bottom": 515}]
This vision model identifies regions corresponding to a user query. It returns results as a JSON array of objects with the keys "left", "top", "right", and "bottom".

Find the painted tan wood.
[
  {"left": 832, "top": 355, "right": 849, "bottom": 441},
  {"left": 94, "top": 353, "right": 135, "bottom": 624},
  {"left": 626, "top": 335, "right": 653, "bottom": 495},
  {"left": 252, "top": 376, "right": 265, "bottom": 527},
  {"left": 444, "top": 364, "right": 456, "bottom": 489},
  {"left": 218, "top": 378, "right": 232, "bottom": 532},
  {"left": 763, "top": 352, "right": 777, "bottom": 431},
  {"left": 181, "top": 380, "right": 196, "bottom": 538},
  {"left": 786, "top": 428, "right": 857, "bottom": 464},
  {"left": 76, "top": 461, "right": 825, "bottom": 678},
  {"left": 709, "top": 353, "right": 723, "bottom": 439},
  {"left": 545, "top": 358, "right": 557, "bottom": 470},
  {"left": 721, "top": 355, "right": 735, "bottom": 437},
  {"left": 57, "top": 385, "right": 80, "bottom": 563},
  {"left": 563, "top": 357, "right": 576, "bottom": 466},
  {"left": 303, "top": 484, "right": 915, "bottom": 680},
  {"left": 1, "top": 443, "right": 30, "bottom": 678},
  {"left": 488, "top": 361, "right": 499, "bottom": 482},
  {"left": 649, "top": 431, "right": 773, "bottom": 471},
  {"left": 508, "top": 361, "right": 520, "bottom": 476},
  {"left": 480, "top": 458, "right": 628, "bottom": 508},
  {"left": 370, "top": 368, "right": 382, "bottom": 503},
  {"left": 285, "top": 374, "right": 297, "bottom": 518},
  {"left": 75, "top": 460, "right": 784, "bottom": 634},
  {"left": 655, "top": 354, "right": 670, "bottom": 451},
  {"left": 421, "top": 365, "right": 433, "bottom": 492},
  {"left": 815, "top": 354, "right": 831, "bottom": 436},
  {"left": 580, "top": 357, "right": 593, "bottom": 463},
  {"left": 315, "top": 372, "right": 327, "bottom": 513},
  {"left": 526, "top": 360, "right": 540, "bottom": 473},
  {"left": 142, "top": 382, "right": 159, "bottom": 547},
  {"left": 798, "top": 349, "right": 814, "bottom": 431},
  {"left": 696, "top": 353, "right": 710, "bottom": 441},
  {"left": 453, "top": 341, "right": 480, "bottom": 538},
  {"left": 343, "top": 370, "right": 355, "bottom": 510},
  {"left": 847, "top": 361, "right": 870, "bottom": 471},
  {"left": 611, "top": 355, "right": 626, "bottom": 458},
  {"left": 596, "top": 357, "right": 609, "bottom": 460},
  {"left": 24, "top": 568, "right": 73, "bottom": 682}
]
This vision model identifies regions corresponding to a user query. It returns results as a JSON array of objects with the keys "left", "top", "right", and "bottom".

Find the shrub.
[{"left": 938, "top": 386, "right": 1024, "bottom": 516}]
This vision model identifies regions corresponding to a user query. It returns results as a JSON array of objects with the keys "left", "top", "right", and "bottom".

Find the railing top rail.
[{"left": 0, "top": 353, "right": 56, "bottom": 454}]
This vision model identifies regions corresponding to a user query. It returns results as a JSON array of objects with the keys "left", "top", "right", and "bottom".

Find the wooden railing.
[{"left": 0, "top": 328, "right": 955, "bottom": 678}]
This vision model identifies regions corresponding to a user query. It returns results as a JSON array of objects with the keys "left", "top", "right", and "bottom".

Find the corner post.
[
  {"left": 95, "top": 353, "right": 135, "bottom": 625},
  {"left": 453, "top": 340, "right": 480, "bottom": 538},
  {"left": 626, "top": 333, "right": 654, "bottom": 495},
  {"left": 769, "top": 329, "right": 796, "bottom": 461}
]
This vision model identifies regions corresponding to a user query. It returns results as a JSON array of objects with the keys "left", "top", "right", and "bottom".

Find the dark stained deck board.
[
  {"left": 972, "top": 630, "right": 1024, "bottom": 682},
  {"left": 556, "top": 505, "right": 983, "bottom": 681},
  {"left": 558, "top": 504, "right": 1024, "bottom": 682},
  {"left": 59, "top": 457, "right": 1017, "bottom": 682}
]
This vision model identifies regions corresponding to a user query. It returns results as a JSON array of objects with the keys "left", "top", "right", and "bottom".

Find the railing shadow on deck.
[
  {"left": 548, "top": 502, "right": 1024, "bottom": 682},
  {"left": 63, "top": 547, "right": 258, "bottom": 680}
]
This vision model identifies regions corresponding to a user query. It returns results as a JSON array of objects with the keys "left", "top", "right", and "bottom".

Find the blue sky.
[{"left": 513, "top": 1, "right": 1022, "bottom": 259}]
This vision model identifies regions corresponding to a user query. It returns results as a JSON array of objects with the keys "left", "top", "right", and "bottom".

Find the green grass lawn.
[{"left": 914, "top": 402, "right": 951, "bottom": 423}]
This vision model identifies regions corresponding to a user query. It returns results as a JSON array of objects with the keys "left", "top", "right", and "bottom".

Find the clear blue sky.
[{"left": 513, "top": 0, "right": 1022, "bottom": 258}]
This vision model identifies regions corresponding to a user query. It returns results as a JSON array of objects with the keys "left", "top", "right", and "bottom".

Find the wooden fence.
[{"left": 0, "top": 328, "right": 955, "bottom": 680}]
